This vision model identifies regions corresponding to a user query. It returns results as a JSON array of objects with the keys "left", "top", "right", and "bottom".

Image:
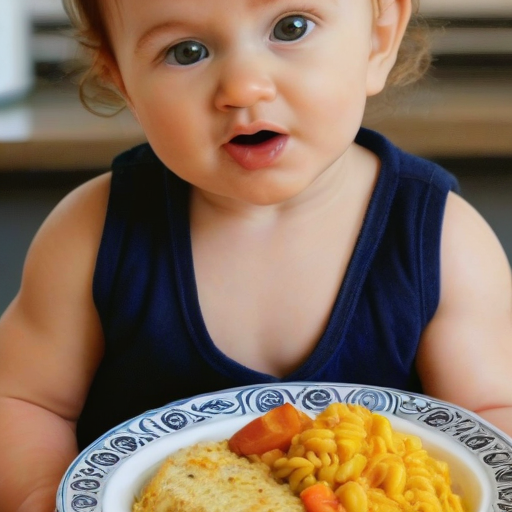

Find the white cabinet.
[
  {"left": 30, "top": 0, "right": 67, "bottom": 23},
  {"left": 420, "top": 0, "right": 512, "bottom": 17}
]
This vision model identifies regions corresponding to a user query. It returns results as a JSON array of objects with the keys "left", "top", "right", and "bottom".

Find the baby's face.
[{"left": 105, "top": 0, "right": 385, "bottom": 207}]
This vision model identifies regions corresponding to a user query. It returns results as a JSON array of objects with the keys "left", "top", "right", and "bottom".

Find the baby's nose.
[{"left": 213, "top": 54, "right": 277, "bottom": 111}]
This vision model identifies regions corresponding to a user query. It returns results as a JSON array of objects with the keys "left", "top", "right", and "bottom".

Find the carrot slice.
[
  {"left": 298, "top": 409, "right": 314, "bottom": 431},
  {"left": 300, "top": 483, "right": 345, "bottom": 512},
  {"left": 228, "top": 403, "right": 309, "bottom": 456}
]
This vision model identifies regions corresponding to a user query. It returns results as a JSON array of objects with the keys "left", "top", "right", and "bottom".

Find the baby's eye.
[
  {"left": 164, "top": 40, "right": 209, "bottom": 66},
  {"left": 272, "top": 15, "right": 315, "bottom": 42}
]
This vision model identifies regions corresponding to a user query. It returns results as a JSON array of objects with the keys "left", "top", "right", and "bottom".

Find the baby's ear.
[
  {"left": 95, "top": 51, "right": 139, "bottom": 120},
  {"left": 366, "top": 0, "right": 412, "bottom": 96},
  {"left": 95, "top": 51, "right": 127, "bottom": 96}
]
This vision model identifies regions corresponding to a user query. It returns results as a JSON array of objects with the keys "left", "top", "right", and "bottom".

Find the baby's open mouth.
[
  {"left": 223, "top": 130, "right": 288, "bottom": 170},
  {"left": 230, "top": 130, "right": 280, "bottom": 146}
]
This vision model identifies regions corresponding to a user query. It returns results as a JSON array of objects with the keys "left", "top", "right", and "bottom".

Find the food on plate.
[
  {"left": 246, "top": 403, "right": 465, "bottom": 512},
  {"left": 229, "top": 402, "right": 313, "bottom": 456},
  {"left": 132, "top": 403, "right": 465, "bottom": 512},
  {"left": 132, "top": 440, "right": 305, "bottom": 512},
  {"left": 299, "top": 482, "right": 344, "bottom": 512}
]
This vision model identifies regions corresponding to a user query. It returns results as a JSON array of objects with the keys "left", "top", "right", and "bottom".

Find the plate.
[{"left": 56, "top": 382, "right": 512, "bottom": 512}]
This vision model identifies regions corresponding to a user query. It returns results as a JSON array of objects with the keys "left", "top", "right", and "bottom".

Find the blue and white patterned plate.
[{"left": 56, "top": 382, "right": 512, "bottom": 512}]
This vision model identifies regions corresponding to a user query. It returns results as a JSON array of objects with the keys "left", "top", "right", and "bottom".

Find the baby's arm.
[
  {"left": 417, "top": 192, "right": 512, "bottom": 436},
  {"left": 0, "top": 174, "right": 111, "bottom": 512}
]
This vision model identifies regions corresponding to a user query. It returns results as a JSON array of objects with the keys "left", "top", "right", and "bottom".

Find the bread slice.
[{"left": 132, "top": 440, "right": 305, "bottom": 512}]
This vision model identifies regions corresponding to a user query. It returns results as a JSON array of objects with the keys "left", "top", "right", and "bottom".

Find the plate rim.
[{"left": 56, "top": 381, "right": 512, "bottom": 512}]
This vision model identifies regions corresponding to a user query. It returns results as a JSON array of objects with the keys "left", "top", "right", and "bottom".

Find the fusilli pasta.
[{"left": 258, "top": 403, "right": 464, "bottom": 512}]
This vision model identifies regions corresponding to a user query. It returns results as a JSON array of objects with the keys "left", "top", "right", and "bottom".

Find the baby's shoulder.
[
  {"left": 42, "top": 172, "right": 112, "bottom": 238},
  {"left": 439, "top": 191, "right": 511, "bottom": 309},
  {"left": 24, "top": 172, "right": 112, "bottom": 286},
  {"left": 55, "top": 171, "right": 112, "bottom": 219}
]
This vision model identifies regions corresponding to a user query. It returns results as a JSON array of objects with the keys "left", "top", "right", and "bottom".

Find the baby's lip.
[
  {"left": 221, "top": 121, "right": 289, "bottom": 170},
  {"left": 222, "top": 133, "right": 289, "bottom": 171}
]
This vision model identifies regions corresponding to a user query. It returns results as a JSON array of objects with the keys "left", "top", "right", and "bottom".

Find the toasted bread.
[{"left": 132, "top": 440, "right": 305, "bottom": 512}]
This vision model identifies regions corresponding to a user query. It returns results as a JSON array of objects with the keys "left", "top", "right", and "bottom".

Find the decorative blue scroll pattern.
[{"left": 57, "top": 383, "right": 512, "bottom": 512}]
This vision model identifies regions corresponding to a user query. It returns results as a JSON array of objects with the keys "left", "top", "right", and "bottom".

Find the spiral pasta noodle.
[{"left": 258, "top": 403, "right": 465, "bottom": 512}]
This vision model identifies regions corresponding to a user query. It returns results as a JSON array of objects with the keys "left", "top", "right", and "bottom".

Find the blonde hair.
[{"left": 63, "top": 0, "right": 430, "bottom": 116}]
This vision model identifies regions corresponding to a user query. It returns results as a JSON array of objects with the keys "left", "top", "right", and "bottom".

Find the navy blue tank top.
[{"left": 77, "top": 128, "right": 459, "bottom": 449}]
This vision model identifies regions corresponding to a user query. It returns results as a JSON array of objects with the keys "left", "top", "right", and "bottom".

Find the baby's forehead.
[
  {"left": 104, "top": 0, "right": 377, "bottom": 37},
  {"left": 106, "top": 0, "right": 374, "bottom": 16}
]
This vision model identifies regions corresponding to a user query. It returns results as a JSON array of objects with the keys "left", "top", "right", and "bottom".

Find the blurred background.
[{"left": 0, "top": 0, "right": 511, "bottom": 312}]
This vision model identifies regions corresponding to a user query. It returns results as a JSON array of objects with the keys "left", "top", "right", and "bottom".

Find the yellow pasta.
[{"left": 259, "top": 403, "right": 465, "bottom": 512}]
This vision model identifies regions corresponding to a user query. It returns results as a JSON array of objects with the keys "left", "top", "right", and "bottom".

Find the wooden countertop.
[{"left": 1, "top": 66, "right": 511, "bottom": 171}]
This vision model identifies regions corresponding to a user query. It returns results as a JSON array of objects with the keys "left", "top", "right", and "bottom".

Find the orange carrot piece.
[
  {"left": 298, "top": 410, "right": 314, "bottom": 431},
  {"left": 228, "top": 403, "right": 308, "bottom": 456},
  {"left": 300, "top": 483, "right": 345, "bottom": 512}
]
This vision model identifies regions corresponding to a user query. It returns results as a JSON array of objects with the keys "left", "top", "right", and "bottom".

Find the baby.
[{"left": 0, "top": 1, "right": 511, "bottom": 511}]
